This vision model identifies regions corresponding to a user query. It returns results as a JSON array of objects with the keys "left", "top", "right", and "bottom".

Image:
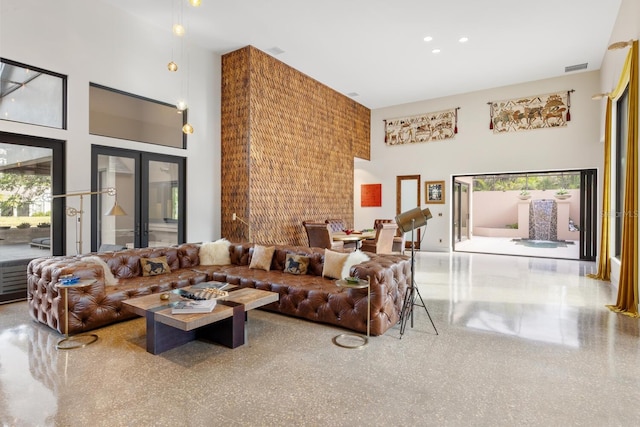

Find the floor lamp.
[
  {"left": 395, "top": 207, "right": 438, "bottom": 337},
  {"left": 51, "top": 187, "right": 127, "bottom": 254}
]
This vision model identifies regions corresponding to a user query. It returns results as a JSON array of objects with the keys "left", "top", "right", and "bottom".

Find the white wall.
[
  {"left": 597, "top": 0, "right": 640, "bottom": 288},
  {"left": 0, "top": 0, "right": 221, "bottom": 253},
  {"left": 357, "top": 71, "right": 602, "bottom": 251}
]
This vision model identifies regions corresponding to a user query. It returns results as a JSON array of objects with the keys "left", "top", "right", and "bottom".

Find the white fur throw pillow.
[
  {"left": 81, "top": 256, "right": 118, "bottom": 286},
  {"left": 199, "top": 239, "right": 231, "bottom": 266},
  {"left": 341, "top": 250, "right": 371, "bottom": 280}
]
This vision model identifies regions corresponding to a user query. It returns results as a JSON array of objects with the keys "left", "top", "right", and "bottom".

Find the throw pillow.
[
  {"left": 140, "top": 256, "right": 171, "bottom": 276},
  {"left": 283, "top": 253, "right": 310, "bottom": 275},
  {"left": 249, "top": 245, "right": 275, "bottom": 271},
  {"left": 341, "top": 250, "right": 371, "bottom": 280},
  {"left": 81, "top": 256, "right": 118, "bottom": 286},
  {"left": 199, "top": 239, "right": 231, "bottom": 265},
  {"left": 322, "top": 249, "right": 350, "bottom": 280}
]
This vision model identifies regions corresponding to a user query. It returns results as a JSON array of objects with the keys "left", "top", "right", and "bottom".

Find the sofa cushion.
[
  {"left": 322, "top": 249, "right": 349, "bottom": 280},
  {"left": 140, "top": 256, "right": 171, "bottom": 276},
  {"left": 199, "top": 239, "right": 231, "bottom": 265},
  {"left": 249, "top": 245, "right": 275, "bottom": 271},
  {"left": 283, "top": 253, "right": 309, "bottom": 275}
]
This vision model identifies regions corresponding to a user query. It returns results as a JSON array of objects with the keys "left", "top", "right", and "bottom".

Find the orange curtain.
[
  {"left": 588, "top": 98, "right": 612, "bottom": 281},
  {"left": 607, "top": 40, "right": 639, "bottom": 318}
]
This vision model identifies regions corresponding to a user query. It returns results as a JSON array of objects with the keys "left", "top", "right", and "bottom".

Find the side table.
[
  {"left": 55, "top": 279, "right": 99, "bottom": 350},
  {"left": 332, "top": 277, "right": 370, "bottom": 349}
]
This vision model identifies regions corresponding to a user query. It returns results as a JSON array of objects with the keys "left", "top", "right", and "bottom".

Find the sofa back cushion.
[
  {"left": 228, "top": 243, "right": 327, "bottom": 276},
  {"left": 99, "top": 246, "right": 182, "bottom": 279}
]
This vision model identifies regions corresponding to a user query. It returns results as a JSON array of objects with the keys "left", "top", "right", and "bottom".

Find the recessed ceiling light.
[
  {"left": 432, "top": 48, "right": 441, "bottom": 54},
  {"left": 459, "top": 37, "right": 469, "bottom": 43},
  {"left": 423, "top": 36, "right": 433, "bottom": 42}
]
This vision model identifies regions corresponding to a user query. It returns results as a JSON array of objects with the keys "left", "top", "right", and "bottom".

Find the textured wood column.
[{"left": 222, "top": 46, "right": 370, "bottom": 245}]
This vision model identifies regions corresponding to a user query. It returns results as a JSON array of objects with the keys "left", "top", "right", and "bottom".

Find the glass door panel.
[
  {"left": 396, "top": 175, "right": 421, "bottom": 249},
  {"left": 96, "top": 154, "right": 137, "bottom": 250},
  {"left": 0, "top": 133, "right": 64, "bottom": 303},
  {"left": 146, "top": 160, "right": 179, "bottom": 247}
]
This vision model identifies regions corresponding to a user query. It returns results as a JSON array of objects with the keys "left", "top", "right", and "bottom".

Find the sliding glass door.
[
  {"left": 0, "top": 132, "right": 64, "bottom": 303},
  {"left": 91, "top": 146, "right": 185, "bottom": 251}
]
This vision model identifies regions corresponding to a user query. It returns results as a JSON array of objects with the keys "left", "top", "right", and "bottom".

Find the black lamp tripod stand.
[{"left": 396, "top": 211, "right": 438, "bottom": 338}]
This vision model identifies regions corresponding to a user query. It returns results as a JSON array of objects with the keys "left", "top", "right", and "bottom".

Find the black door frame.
[
  {"left": 452, "top": 169, "right": 598, "bottom": 260},
  {"left": 0, "top": 131, "right": 65, "bottom": 256},
  {"left": 90, "top": 145, "right": 186, "bottom": 251}
]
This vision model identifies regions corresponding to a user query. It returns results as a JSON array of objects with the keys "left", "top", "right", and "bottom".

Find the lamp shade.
[
  {"left": 105, "top": 200, "right": 127, "bottom": 216},
  {"left": 395, "top": 207, "right": 432, "bottom": 233}
]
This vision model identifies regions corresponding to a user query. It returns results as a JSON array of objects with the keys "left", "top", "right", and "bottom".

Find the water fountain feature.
[{"left": 529, "top": 199, "right": 558, "bottom": 241}]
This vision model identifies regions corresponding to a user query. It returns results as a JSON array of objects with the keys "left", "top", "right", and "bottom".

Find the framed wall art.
[
  {"left": 361, "top": 183, "right": 382, "bottom": 207},
  {"left": 425, "top": 181, "right": 445, "bottom": 204}
]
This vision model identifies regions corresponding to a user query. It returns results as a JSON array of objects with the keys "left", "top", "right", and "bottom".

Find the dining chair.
[
  {"left": 303, "top": 221, "right": 344, "bottom": 250},
  {"left": 373, "top": 219, "right": 405, "bottom": 254},
  {"left": 325, "top": 219, "right": 357, "bottom": 250},
  {"left": 360, "top": 222, "right": 398, "bottom": 254},
  {"left": 325, "top": 219, "right": 347, "bottom": 233}
]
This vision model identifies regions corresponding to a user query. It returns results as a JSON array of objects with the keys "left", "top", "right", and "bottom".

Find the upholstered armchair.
[
  {"left": 303, "top": 221, "right": 344, "bottom": 250},
  {"left": 373, "top": 219, "right": 405, "bottom": 254},
  {"left": 360, "top": 222, "right": 398, "bottom": 254}
]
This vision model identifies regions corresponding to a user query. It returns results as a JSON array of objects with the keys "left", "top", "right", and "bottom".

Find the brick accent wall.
[{"left": 221, "top": 46, "right": 370, "bottom": 245}]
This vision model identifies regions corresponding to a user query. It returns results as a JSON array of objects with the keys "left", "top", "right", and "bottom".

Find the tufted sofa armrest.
[
  {"left": 27, "top": 243, "right": 204, "bottom": 335},
  {"left": 28, "top": 257, "right": 109, "bottom": 334},
  {"left": 350, "top": 253, "right": 411, "bottom": 334}
]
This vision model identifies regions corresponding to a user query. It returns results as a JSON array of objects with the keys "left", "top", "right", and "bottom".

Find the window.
[
  {"left": 0, "top": 58, "right": 67, "bottom": 129},
  {"left": 89, "top": 83, "right": 186, "bottom": 148},
  {"left": 615, "top": 87, "right": 629, "bottom": 258}
]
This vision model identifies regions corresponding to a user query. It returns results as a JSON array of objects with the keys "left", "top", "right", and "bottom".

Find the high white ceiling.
[{"left": 102, "top": 0, "right": 622, "bottom": 109}]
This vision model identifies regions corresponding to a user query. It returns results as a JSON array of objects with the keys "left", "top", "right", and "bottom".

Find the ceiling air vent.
[
  {"left": 565, "top": 63, "right": 588, "bottom": 73},
  {"left": 267, "top": 47, "right": 285, "bottom": 56}
]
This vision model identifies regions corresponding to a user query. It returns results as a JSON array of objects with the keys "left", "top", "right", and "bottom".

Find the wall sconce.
[
  {"left": 51, "top": 187, "right": 127, "bottom": 254},
  {"left": 232, "top": 212, "right": 251, "bottom": 241}
]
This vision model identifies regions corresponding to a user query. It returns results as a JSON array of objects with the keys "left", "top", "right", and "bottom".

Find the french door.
[
  {"left": 91, "top": 146, "right": 185, "bottom": 251},
  {"left": 453, "top": 180, "right": 470, "bottom": 243},
  {"left": 396, "top": 175, "right": 421, "bottom": 249}
]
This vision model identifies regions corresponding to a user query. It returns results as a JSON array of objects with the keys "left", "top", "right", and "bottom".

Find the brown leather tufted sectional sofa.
[{"left": 27, "top": 242, "right": 411, "bottom": 336}]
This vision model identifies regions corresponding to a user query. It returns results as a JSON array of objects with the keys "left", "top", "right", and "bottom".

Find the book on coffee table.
[{"left": 171, "top": 299, "right": 217, "bottom": 314}]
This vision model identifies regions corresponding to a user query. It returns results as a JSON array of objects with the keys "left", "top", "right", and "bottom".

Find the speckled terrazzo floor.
[{"left": 1, "top": 251, "right": 639, "bottom": 426}]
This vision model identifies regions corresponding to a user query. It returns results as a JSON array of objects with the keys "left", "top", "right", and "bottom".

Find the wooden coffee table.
[{"left": 123, "top": 286, "right": 278, "bottom": 354}]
